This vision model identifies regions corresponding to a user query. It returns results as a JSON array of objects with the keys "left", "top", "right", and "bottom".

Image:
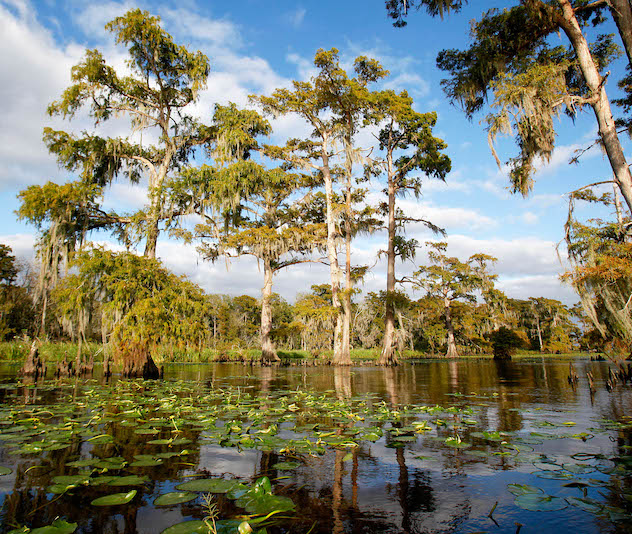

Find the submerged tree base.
[
  {"left": 19, "top": 342, "right": 46, "bottom": 380},
  {"left": 117, "top": 342, "right": 162, "bottom": 379}
]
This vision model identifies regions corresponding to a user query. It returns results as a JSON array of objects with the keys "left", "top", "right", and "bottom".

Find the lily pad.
[
  {"left": 514, "top": 493, "right": 568, "bottom": 511},
  {"left": 154, "top": 491, "right": 197, "bottom": 506},
  {"left": 566, "top": 496, "right": 604, "bottom": 513},
  {"left": 507, "top": 484, "right": 544, "bottom": 496},
  {"left": 108, "top": 475, "right": 149, "bottom": 486},
  {"left": 176, "top": 478, "right": 240, "bottom": 493},
  {"left": 91, "top": 489, "right": 137, "bottom": 506},
  {"left": 161, "top": 520, "right": 208, "bottom": 534},
  {"left": 238, "top": 493, "right": 295, "bottom": 515},
  {"left": 0, "top": 466, "right": 12, "bottom": 475},
  {"left": 28, "top": 519, "right": 77, "bottom": 534},
  {"left": 272, "top": 461, "right": 300, "bottom": 471}
]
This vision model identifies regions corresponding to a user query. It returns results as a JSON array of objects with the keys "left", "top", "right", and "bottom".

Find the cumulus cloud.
[
  {"left": 0, "top": 2, "right": 83, "bottom": 189},
  {"left": 0, "top": 233, "right": 36, "bottom": 262}
]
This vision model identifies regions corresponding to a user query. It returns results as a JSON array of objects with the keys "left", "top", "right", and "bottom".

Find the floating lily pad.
[
  {"left": 535, "top": 471, "right": 574, "bottom": 480},
  {"left": 507, "top": 484, "right": 544, "bottom": 496},
  {"left": 130, "top": 458, "right": 163, "bottom": 467},
  {"left": 160, "top": 520, "right": 208, "bottom": 534},
  {"left": 563, "top": 464, "right": 595, "bottom": 475},
  {"left": 24, "top": 519, "right": 77, "bottom": 534},
  {"left": 52, "top": 475, "right": 90, "bottom": 486},
  {"left": 108, "top": 475, "right": 149, "bottom": 486},
  {"left": 176, "top": 478, "right": 240, "bottom": 493},
  {"left": 0, "top": 466, "right": 12, "bottom": 475},
  {"left": 566, "top": 496, "right": 604, "bottom": 513},
  {"left": 91, "top": 489, "right": 137, "bottom": 506},
  {"left": 238, "top": 493, "right": 295, "bottom": 515},
  {"left": 154, "top": 491, "right": 197, "bottom": 506},
  {"left": 514, "top": 493, "right": 568, "bottom": 511},
  {"left": 272, "top": 461, "right": 300, "bottom": 471}
]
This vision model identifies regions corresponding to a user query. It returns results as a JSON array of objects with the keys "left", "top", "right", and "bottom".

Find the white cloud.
[
  {"left": 0, "top": 233, "right": 36, "bottom": 261},
  {"left": 160, "top": 7, "right": 242, "bottom": 49},
  {"left": 498, "top": 274, "right": 578, "bottom": 303},
  {"left": 72, "top": 1, "right": 136, "bottom": 38},
  {"left": 285, "top": 7, "right": 306, "bottom": 28},
  {"left": 384, "top": 72, "right": 430, "bottom": 98},
  {"left": 0, "top": 2, "right": 83, "bottom": 189}
]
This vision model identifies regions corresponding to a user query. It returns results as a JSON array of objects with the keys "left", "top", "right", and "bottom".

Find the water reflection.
[{"left": 0, "top": 360, "right": 630, "bottom": 533}]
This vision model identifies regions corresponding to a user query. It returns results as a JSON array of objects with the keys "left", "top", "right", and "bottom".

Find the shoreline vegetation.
[{"left": 0, "top": 341, "right": 599, "bottom": 366}]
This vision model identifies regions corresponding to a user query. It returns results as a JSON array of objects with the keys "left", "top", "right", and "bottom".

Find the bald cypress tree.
[
  {"left": 371, "top": 90, "right": 451, "bottom": 366},
  {"left": 252, "top": 49, "right": 386, "bottom": 365},
  {"left": 386, "top": 0, "right": 632, "bottom": 215}
]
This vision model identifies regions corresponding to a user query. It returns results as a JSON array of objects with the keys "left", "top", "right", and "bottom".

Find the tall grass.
[{"left": 0, "top": 340, "right": 594, "bottom": 363}]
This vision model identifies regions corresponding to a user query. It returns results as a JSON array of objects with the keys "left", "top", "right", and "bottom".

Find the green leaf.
[
  {"left": 154, "top": 491, "right": 197, "bottom": 506},
  {"left": 160, "top": 520, "right": 209, "bottom": 534},
  {"left": 108, "top": 475, "right": 149, "bottom": 486},
  {"left": 271, "top": 461, "right": 300, "bottom": 471},
  {"left": 507, "top": 484, "right": 543, "bottom": 496},
  {"left": 514, "top": 493, "right": 567, "bottom": 511},
  {"left": 30, "top": 519, "right": 78, "bottom": 534},
  {"left": 0, "top": 466, "right": 12, "bottom": 475},
  {"left": 90, "top": 489, "right": 137, "bottom": 506},
  {"left": 566, "top": 496, "right": 603, "bottom": 513},
  {"left": 176, "top": 478, "right": 240, "bottom": 493}
]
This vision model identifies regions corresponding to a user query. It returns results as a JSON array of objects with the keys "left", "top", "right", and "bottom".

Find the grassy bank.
[{"left": 0, "top": 340, "right": 597, "bottom": 364}]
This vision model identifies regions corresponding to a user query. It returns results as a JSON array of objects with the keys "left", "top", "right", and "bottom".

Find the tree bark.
[
  {"left": 322, "top": 133, "right": 346, "bottom": 364},
  {"left": 557, "top": 0, "right": 632, "bottom": 214},
  {"left": 444, "top": 296, "right": 458, "bottom": 358},
  {"left": 379, "top": 150, "right": 399, "bottom": 366},
  {"left": 336, "top": 137, "right": 354, "bottom": 365},
  {"left": 608, "top": 0, "right": 632, "bottom": 67},
  {"left": 260, "top": 257, "right": 280, "bottom": 363}
]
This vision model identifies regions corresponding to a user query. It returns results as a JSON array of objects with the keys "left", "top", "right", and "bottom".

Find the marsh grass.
[{"left": 0, "top": 340, "right": 594, "bottom": 364}]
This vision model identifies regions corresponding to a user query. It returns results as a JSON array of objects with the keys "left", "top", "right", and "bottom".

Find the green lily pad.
[
  {"left": 108, "top": 475, "right": 149, "bottom": 486},
  {"left": 238, "top": 493, "right": 295, "bottom": 515},
  {"left": 507, "top": 484, "right": 544, "bottom": 496},
  {"left": 176, "top": 478, "right": 240, "bottom": 493},
  {"left": 130, "top": 458, "right": 163, "bottom": 467},
  {"left": 160, "top": 520, "right": 208, "bottom": 534},
  {"left": 566, "top": 496, "right": 604, "bottom": 513},
  {"left": 514, "top": 493, "right": 568, "bottom": 511},
  {"left": 91, "top": 489, "right": 137, "bottom": 506},
  {"left": 28, "top": 519, "right": 77, "bottom": 534},
  {"left": 154, "top": 491, "right": 197, "bottom": 506},
  {"left": 272, "top": 461, "right": 300, "bottom": 471},
  {"left": 563, "top": 464, "right": 595, "bottom": 475},
  {"left": 0, "top": 466, "right": 12, "bottom": 475},
  {"left": 52, "top": 475, "right": 90, "bottom": 486},
  {"left": 535, "top": 470, "right": 574, "bottom": 480}
]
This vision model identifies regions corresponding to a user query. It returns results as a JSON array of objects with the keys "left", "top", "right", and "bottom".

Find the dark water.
[{"left": 0, "top": 359, "right": 630, "bottom": 534}]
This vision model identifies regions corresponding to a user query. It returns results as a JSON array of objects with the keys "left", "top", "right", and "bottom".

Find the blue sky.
[{"left": 0, "top": 0, "right": 626, "bottom": 304}]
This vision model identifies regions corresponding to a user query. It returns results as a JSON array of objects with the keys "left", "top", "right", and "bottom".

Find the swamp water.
[{"left": 0, "top": 359, "right": 630, "bottom": 534}]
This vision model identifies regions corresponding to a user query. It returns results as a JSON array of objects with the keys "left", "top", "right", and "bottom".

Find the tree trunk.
[
  {"left": 260, "top": 257, "right": 280, "bottom": 364},
  {"left": 609, "top": 0, "right": 632, "bottom": 67},
  {"left": 143, "top": 221, "right": 159, "bottom": 259},
  {"left": 558, "top": 0, "right": 632, "bottom": 214},
  {"left": 536, "top": 317, "right": 544, "bottom": 352},
  {"left": 118, "top": 341, "right": 161, "bottom": 379},
  {"left": 321, "top": 134, "right": 346, "bottom": 363},
  {"left": 444, "top": 297, "right": 458, "bottom": 358},
  {"left": 20, "top": 341, "right": 46, "bottom": 380},
  {"left": 379, "top": 154, "right": 399, "bottom": 366}
]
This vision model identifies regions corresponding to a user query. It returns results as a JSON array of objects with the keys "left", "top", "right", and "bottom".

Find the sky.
[{"left": 0, "top": 0, "right": 627, "bottom": 306}]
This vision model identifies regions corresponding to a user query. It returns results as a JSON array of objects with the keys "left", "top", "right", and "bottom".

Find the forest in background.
[{"left": 1, "top": 1, "right": 632, "bottom": 372}]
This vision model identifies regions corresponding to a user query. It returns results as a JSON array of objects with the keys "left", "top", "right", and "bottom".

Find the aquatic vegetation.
[{"left": 0, "top": 369, "right": 630, "bottom": 533}]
